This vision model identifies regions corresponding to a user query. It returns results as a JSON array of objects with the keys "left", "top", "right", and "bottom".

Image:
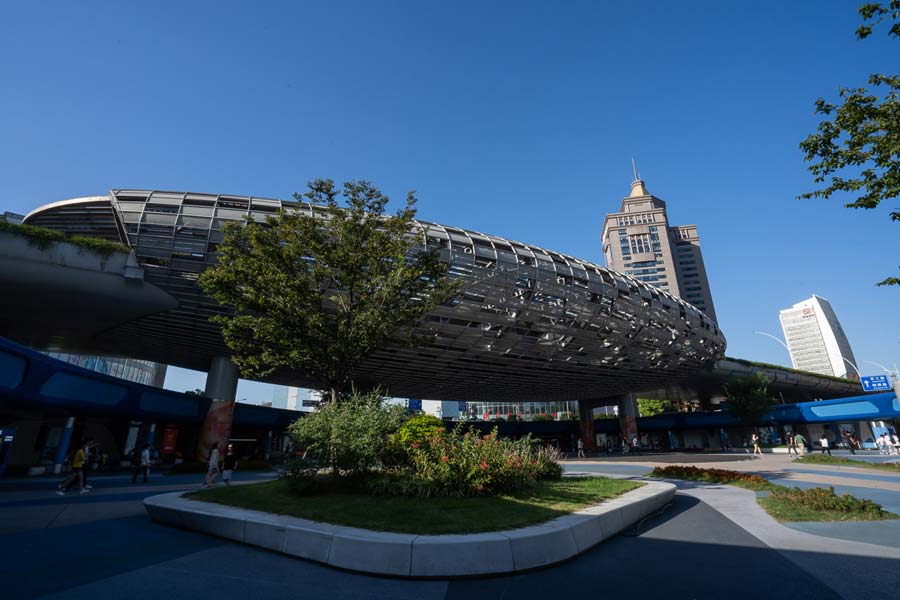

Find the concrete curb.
[{"left": 143, "top": 480, "right": 675, "bottom": 577}]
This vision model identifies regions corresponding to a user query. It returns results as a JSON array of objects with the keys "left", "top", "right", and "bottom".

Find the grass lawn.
[
  {"left": 650, "top": 465, "right": 898, "bottom": 522},
  {"left": 794, "top": 454, "right": 900, "bottom": 472},
  {"left": 187, "top": 476, "right": 641, "bottom": 535}
]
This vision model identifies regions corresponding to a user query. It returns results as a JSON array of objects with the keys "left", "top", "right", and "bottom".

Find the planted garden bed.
[
  {"left": 650, "top": 465, "right": 897, "bottom": 522},
  {"left": 187, "top": 475, "right": 640, "bottom": 535}
]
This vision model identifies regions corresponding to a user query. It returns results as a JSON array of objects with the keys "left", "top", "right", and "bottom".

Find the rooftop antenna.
[{"left": 631, "top": 158, "right": 640, "bottom": 182}]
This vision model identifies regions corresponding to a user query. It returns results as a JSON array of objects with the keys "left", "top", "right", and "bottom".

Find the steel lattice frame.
[{"left": 24, "top": 190, "right": 726, "bottom": 401}]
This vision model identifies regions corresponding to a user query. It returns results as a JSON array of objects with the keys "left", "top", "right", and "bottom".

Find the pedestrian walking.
[
  {"left": 80, "top": 439, "right": 95, "bottom": 491},
  {"left": 222, "top": 444, "right": 238, "bottom": 485},
  {"left": 57, "top": 440, "right": 90, "bottom": 495},
  {"left": 786, "top": 432, "right": 799, "bottom": 457},
  {"left": 131, "top": 443, "right": 151, "bottom": 483},
  {"left": 631, "top": 434, "right": 640, "bottom": 455},
  {"left": 751, "top": 432, "right": 762, "bottom": 456},
  {"left": 202, "top": 442, "right": 221, "bottom": 487},
  {"left": 63, "top": 439, "right": 97, "bottom": 492},
  {"left": 819, "top": 434, "right": 832, "bottom": 456},
  {"left": 794, "top": 432, "right": 807, "bottom": 455},
  {"left": 848, "top": 433, "right": 859, "bottom": 455},
  {"left": 576, "top": 438, "right": 585, "bottom": 459}
]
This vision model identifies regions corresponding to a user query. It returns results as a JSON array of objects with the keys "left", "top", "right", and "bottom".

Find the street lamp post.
[
  {"left": 754, "top": 331, "right": 791, "bottom": 355},
  {"left": 841, "top": 357, "right": 862, "bottom": 379},
  {"left": 862, "top": 360, "right": 900, "bottom": 381}
]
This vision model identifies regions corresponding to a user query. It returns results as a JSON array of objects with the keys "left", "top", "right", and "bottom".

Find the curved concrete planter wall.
[{"left": 144, "top": 481, "right": 675, "bottom": 578}]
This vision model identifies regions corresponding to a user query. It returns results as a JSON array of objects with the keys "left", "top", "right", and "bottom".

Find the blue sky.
[{"left": 2, "top": 1, "right": 898, "bottom": 403}]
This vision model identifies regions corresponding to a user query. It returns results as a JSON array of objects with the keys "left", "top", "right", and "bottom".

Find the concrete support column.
[
  {"left": 578, "top": 400, "right": 597, "bottom": 450},
  {"left": 205, "top": 356, "right": 239, "bottom": 402},
  {"left": 618, "top": 393, "right": 639, "bottom": 446},
  {"left": 53, "top": 417, "right": 75, "bottom": 475},
  {"left": 196, "top": 356, "right": 239, "bottom": 461},
  {"left": 145, "top": 423, "right": 157, "bottom": 447}
]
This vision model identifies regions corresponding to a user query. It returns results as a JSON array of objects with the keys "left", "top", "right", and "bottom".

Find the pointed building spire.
[{"left": 629, "top": 159, "right": 649, "bottom": 197}]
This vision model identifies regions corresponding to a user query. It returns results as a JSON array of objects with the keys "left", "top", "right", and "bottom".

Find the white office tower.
[
  {"left": 271, "top": 387, "right": 321, "bottom": 412},
  {"left": 779, "top": 295, "right": 859, "bottom": 380}
]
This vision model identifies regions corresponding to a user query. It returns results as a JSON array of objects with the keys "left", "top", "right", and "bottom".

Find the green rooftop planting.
[
  {"left": 723, "top": 356, "right": 855, "bottom": 384},
  {"left": 0, "top": 220, "right": 130, "bottom": 256}
]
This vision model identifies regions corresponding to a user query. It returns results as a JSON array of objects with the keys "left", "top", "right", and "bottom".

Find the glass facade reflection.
[{"left": 45, "top": 352, "right": 167, "bottom": 388}]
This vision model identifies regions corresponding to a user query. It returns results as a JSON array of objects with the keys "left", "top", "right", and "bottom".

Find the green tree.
[
  {"left": 799, "top": 2, "right": 900, "bottom": 286},
  {"left": 637, "top": 398, "right": 673, "bottom": 417},
  {"left": 199, "top": 179, "right": 459, "bottom": 402},
  {"left": 723, "top": 373, "right": 776, "bottom": 425},
  {"left": 288, "top": 389, "right": 405, "bottom": 478}
]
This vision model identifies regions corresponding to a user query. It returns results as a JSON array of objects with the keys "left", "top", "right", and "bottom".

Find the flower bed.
[
  {"left": 370, "top": 427, "right": 562, "bottom": 498},
  {"left": 650, "top": 465, "right": 774, "bottom": 491}
]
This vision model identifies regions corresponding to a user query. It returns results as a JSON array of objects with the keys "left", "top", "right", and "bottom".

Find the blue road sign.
[
  {"left": 407, "top": 398, "right": 422, "bottom": 411},
  {"left": 861, "top": 375, "right": 892, "bottom": 392}
]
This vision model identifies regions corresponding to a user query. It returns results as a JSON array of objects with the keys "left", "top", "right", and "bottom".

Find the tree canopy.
[
  {"left": 799, "top": 2, "right": 900, "bottom": 286},
  {"left": 637, "top": 398, "right": 674, "bottom": 417},
  {"left": 722, "top": 372, "right": 775, "bottom": 425},
  {"left": 199, "top": 179, "right": 459, "bottom": 402}
]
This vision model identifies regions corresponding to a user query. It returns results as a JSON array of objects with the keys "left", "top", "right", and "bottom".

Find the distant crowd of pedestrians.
[
  {"left": 54, "top": 438, "right": 241, "bottom": 496},
  {"left": 876, "top": 432, "right": 900, "bottom": 455}
]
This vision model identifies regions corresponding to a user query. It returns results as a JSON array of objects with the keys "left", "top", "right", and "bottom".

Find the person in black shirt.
[{"left": 222, "top": 444, "right": 238, "bottom": 485}]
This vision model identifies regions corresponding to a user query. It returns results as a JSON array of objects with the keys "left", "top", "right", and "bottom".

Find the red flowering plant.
[{"left": 372, "top": 426, "right": 562, "bottom": 497}]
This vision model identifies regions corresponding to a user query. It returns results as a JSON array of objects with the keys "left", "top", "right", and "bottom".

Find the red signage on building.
[{"left": 161, "top": 427, "right": 179, "bottom": 454}]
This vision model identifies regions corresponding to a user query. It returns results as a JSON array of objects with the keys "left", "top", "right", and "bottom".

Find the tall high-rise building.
[
  {"left": 601, "top": 174, "right": 718, "bottom": 321},
  {"left": 779, "top": 295, "right": 858, "bottom": 380}
]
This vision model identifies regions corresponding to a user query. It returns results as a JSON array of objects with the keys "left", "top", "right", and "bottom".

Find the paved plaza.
[{"left": 4, "top": 452, "right": 900, "bottom": 599}]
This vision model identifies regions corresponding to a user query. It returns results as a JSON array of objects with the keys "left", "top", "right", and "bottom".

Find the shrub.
[
  {"left": 281, "top": 457, "right": 322, "bottom": 494},
  {"left": 768, "top": 486, "right": 888, "bottom": 516},
  {"left": 374, "top": 427, "right": 562, "bottom": 498},
  {"left": 393, "top": 414, "right": 445, "bottom": 450},
  {"left": 287, "top": 390, "right": 405, "bottom": 479}
]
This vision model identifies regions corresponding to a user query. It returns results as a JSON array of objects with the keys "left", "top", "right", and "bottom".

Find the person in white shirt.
[
  {"left": 576, "top": 438, "right": 585, "bottom": 459},
  {"left": 131, "top": 443, "right": 151, "bottom": 483},
  {"left": 819, "top": 434, "right": 831, "bottom": 456},
  {"left": 202, "top": 442, "right": 221, "bottom": 487}
]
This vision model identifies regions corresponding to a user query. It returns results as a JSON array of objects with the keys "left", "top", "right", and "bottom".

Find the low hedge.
[
  {"left": 650, "top": 465, "right": 774, "bottom": 491},
  {"left": 760, "top": 486, "right": 897, "bottom": 521}
]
